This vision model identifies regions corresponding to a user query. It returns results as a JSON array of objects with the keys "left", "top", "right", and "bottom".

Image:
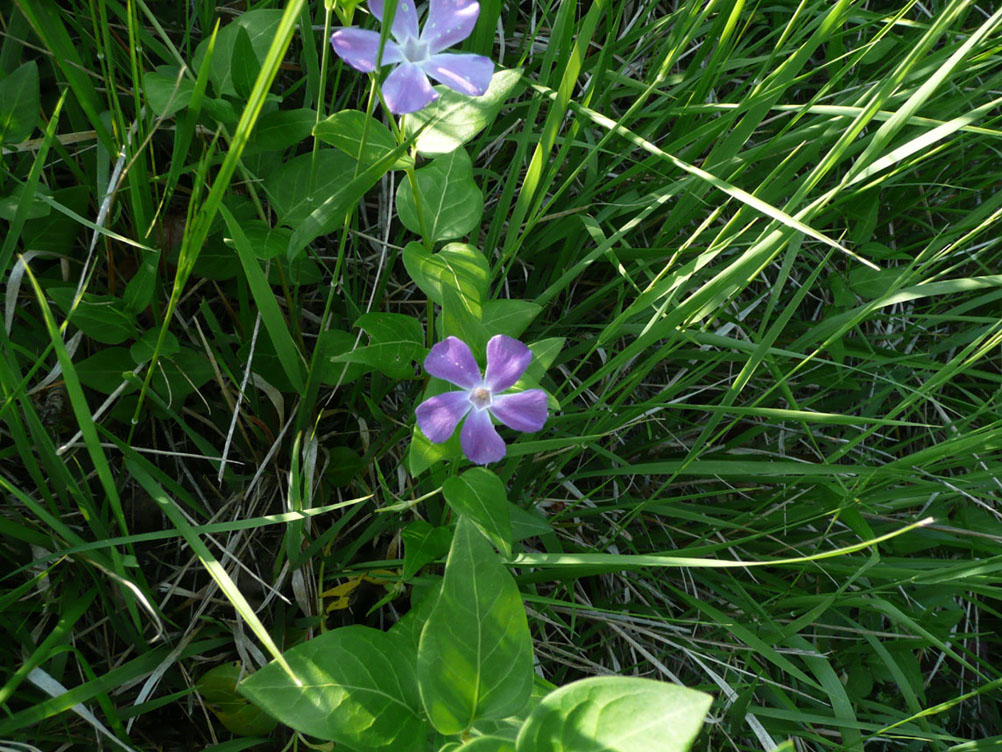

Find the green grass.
[{"left": 3, "top": 0, "right": 1002, "bottom": 749}]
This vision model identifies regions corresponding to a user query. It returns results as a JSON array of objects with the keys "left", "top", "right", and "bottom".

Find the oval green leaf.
[
  {"left": 396, "top": 148, "right": 483, "bottom": 243},
  {"left": 442, "top": 468, "right": 511, "bottom": 558},
  {"left": 418, "top": 516, "right": 533, "bottom": 735},
  {"left": 314, "top": 109, "right": 413, "bottom": 170},
  {"left": 515, "top": 676, "right": 713, "bottom": 752},
  {"left": 404, "top": 69, "right": 522, "bottom": 158},
  {"left": 402, "top": 241, "right": 490, "bottom": 317},
  {"left": 239, "top": 625, "right": 427, "bottom": 749}
]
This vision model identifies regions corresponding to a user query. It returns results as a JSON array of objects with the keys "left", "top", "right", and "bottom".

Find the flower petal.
[
  {"left": 381, "top": 62, "right": 439, "bottom": 114},
  {"left": 416, "top": 391, "right": 471, "bottom": 443},
  {"left": 369, "top": 0, "right": 420, "bottom": 42},
  {"left": 421, "top": 53, "right": 494, "bottom": 97},
  {"left": 489, "top": 390, "right": 548, "bottom": 433},
  {"left": 330, "top": 28, "right": 403, "bottom": 72},
  {"left": 461, "top": 407, "right": 506, "bottom": 465},
  {"left": 484, "top": 334, "right": 532, "bottom": 392},
  {"left": 423, "top": 0, "right": 480, "bottom": 53},
  {"left": 424, "top": 336, "right": 482, "bottom": 389}
]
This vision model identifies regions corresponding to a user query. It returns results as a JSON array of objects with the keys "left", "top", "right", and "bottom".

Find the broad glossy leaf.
[
  {"left": 515, "top": 677, "right": 713, "bottom": 752},
  {"left": 0, "top": 183, "right": 50, "bottom": 221},
  {"left": 239, "top": 625, "right": 427, "bottom": 749},
  {"left": 130, "top": 329, "right": 180, "bottom": 363},
  {"left": 227, "top": 220, "right": 289, "bottom": 260},
  {"left": 0, "top": 61, "right": 40, "bottom": 143},
  {"left": 250, "top": 108, "right": 316, "bottom": 152},
  {"left": 193, "top": 9, "right": 283, "bottom": 97},
  {"left": 200, "top": 662, "right": 278, "bottom": 737},
  {"left": 396, "top": 148, "right": 483, "bottom": 243},
  {"left": 521, "top": 338, "right": 564, "bottom": 384},
  {"left": 123, "top": 254, "right": 159, "bottom": 313},
  {"left": 509, "top": 504, "right": 551, "bottom": 542},
  {"left": 409, "top": 417, "right": 461, "bottom": 475},
  {"left": 230, "top": 27, "right": 257, "bottom": 99},
  {"left": 391, "top": 578, "right": 442, "bottom": 654},
  {"left": 265, "top": 150, "right": 357, "bottom": 226},
  {"left": 442, "top": 468, "right": 511, "bottom": 558},
  {"left": 330, "top": 312, "right": 425, "bottom": 379},
  {"left": 317, "top": 329, "right": 371, "bottom": 385},
  {"left": 403, "top": 241, "right": 490, "bottom": 318},
  {"left": 456, "top": 738, "right": 515, "bottom": 752},
  {"left": 481, "top": 300, "right": 541, "bottom": 339},
  {"left": 287, "top": 142, "right": 409, "bottom": 256},
  {"left": 21, "top": 186, "right": 89, "bottom": 254},
  {"left": 440, "top": 283, "right": 489, "bottom": 353},
  {"left": 47, "top": 288, "right": 137, "bottom": 345},
  {"left": 402, "top": 520, "right": 452, "bottom": 579},
  {"left": 404, "top": 69, "right": 522, "bottom": 157},
  {"left": 151, "top": 348, "right": 213, "bottom": 407},
  {"left": 418, "top": 516, "right": 533, "bottom": 734},
  {"left": 143, "top": 66, "right": 193, "bottom": 118},
  {"left": 848, "top": 266, "right": 901, "bottom": 300},
  {"left": 76, "top": 347, "right": 135, "bottom": 394},
  {"left": 314, "top": 110, "right": 413, "bottom": 169}
]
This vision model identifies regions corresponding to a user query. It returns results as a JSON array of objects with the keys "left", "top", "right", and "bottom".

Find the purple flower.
[
  {"left": 330, "top": 0, "right": 495, "bottom": 114},
  {"left": 416, "top": 335, "right": 548, "bottom": 465}
]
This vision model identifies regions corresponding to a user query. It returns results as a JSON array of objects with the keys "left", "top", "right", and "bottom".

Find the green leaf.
[
  {"left": 130, "top": 329, "right": 180, "bottom": 363},
  {"left": 440, "top": 283, "right": 489, "bottom": 353},
  {"left": 193, "top": 9, "right": 283, "bottom": 97},
  {"left": 396, "top": 148, "right": 483, "bottom": 243},
  {"left": 269, "top": 250, "right": 322, "bottom": 286},
  {"left": 202, "top": 96, "right": 239, "bottom": 125},
  {"left": 314, "top": 109, "right": 413, "bottom": 169},
  {"left": 200, "top": 662, "right": 278, "bottom": 737},
  {"left": 509, "top": 504, "right": 551, "bottom": 543},
  {"left": 123, "top": 253, "right": 159, "bottom": 313},
  {"left": 21, "top": 186, "right": 89, "bottom": 254},
  {"left": 481, "top": 300, "right": 541, "bottom": 339},
  {"left": 317, "top": 329, "right": 372, "bottom": 385},
  {"left": 515, "top": 677, "right": 712, "bottom": 752},
  {"left": 404, "top": 69, "right": 522, "bottom": 157},
  {"left": 409, "top": 416, "right": 461, "bottom": 475},
  {"left": 330, "top": 312, "right": 425, "bottom": 379},
  {"left": 151, "top": 348, "right": 213, "bottom": 407},
  {"left": 284, "top": 140, "right": 410, "bottom": 256},
  {"left": 76, "top": 347, "right": 135, "bottom": 394},
  {"left": 143, "top": 66, "right": 194, "bottom": 118},
  {"left": 402, "top": 520, "right": 452, "bottom": 579},
  {"left": 230, "top": 26, "right": 258, "bottom": 100},
  {"left": 456, "top": 738, "right": 516, "bottom": 752},
  {"left": 250, "top": 108, "right": 316, "bottom": 152},
  {"left": 48, "top": 288, "right": 137, "bottom": 345},
  {"left": 239, "top": 625, "right": 427, "bottom": 749},
  {"left": 848, "top": 266, "right": 902, "bottom": 300},
  {"left": 226, "top": 220, "right": 289, "bottom": 260},
  {"left": 402, "top": 241, "right": 490, "bottom": 317},
  {"left": 521, "top": 338, "right": 564, "bottom": 384},
  {"left": 0, "top": 183, "right": 50, "bottom": 221},
  {"left": 0, "top": 61, "right": 40, "bottom": 143},
  {"left": 442, "top": 468, "right": 512, "bottom": 558},
  {"left": 266, "top": 149, "right": 357, "bottom": 226},
  {"left": 418, "top": 516, "right": 533, "bottom": 735}
]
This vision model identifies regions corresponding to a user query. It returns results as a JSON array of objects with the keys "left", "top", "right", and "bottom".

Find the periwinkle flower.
[
  {"left": 416, "top": 335, "right": 548, "bottom": 465},
  {"left": 330, "top": 0, "right": 494, "bottom": 114}
]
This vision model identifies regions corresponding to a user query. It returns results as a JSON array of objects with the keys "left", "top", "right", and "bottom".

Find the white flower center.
[
  {"left": 400, "top": 36, "right": 429, "bottom": 63},
  {"left": 469, "top": 386, "right": 492, "bottom": 410}
]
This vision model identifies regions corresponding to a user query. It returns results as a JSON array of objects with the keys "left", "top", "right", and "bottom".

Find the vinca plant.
[
  {"left": 5, "top": 0, "right": 999, "bottom": 749},
  {"left": 237, "top": 1, "right": 712, "bottom": 748}
]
